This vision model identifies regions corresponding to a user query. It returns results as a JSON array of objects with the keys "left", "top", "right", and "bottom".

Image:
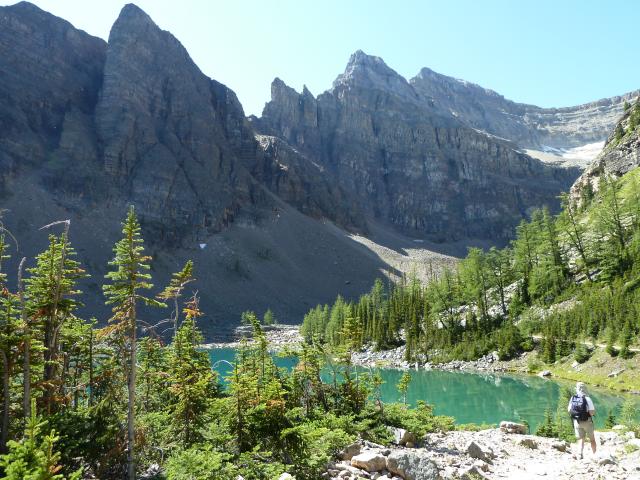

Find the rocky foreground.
[{"left": 325, "top": 424, "right": 640, "bottom": 479}]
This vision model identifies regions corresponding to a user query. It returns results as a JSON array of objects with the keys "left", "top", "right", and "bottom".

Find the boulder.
[
  {"left": 499, "top": 421, "right": 528, "bottom": 434},
  {"left": 389, "top": 427, "right": 418, "bottom": 446},
  {"left": 538, "top": 370, "right": 552, "bottom": 377},
  {"left": 386, "top": 450, "right": 439, "bottom": 480},
  {"left": 338, "top": 465, "right": 371, "bottom": 478},
  {"left": 339, "top": 442, "right": 362, "bottom": 461},
  {"left": 466, "top": 441, "right": 495, "bottom": 464},
  {"left": 351, "top": 452, "right": 387, "bottom": 472},
  {"left": 597, "top": 454, "right": 617, "bottom": 466},
  {"left": 459, "top": 465, "right": 487, "bottom": 479},
  {"left": 519, "top": 438, "right": 538, "bottom": 449},
  {"left": 551, "top": 440, "right": 570, "bottom": 452}
]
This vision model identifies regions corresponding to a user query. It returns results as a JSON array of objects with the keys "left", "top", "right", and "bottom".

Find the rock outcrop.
[
  {"left": 256, "top": 51, "right": 580, "bottom": 242},
  {"left": 94, "top": 4, "right": 264, "bottom": 244},
  {"left": 325, "top": 428, "right": 640, "bottom": 480},
  {"left": 571, "top": 101, "right": 640, "bottom": 200},
  {"left": 0, "top": 3, "right": 394, "bottom": 333},
  {"left": 0, "top": 1, "right": 106, "bottom": 183},
  {"left": 411, "top": 66, "right": 640, "bottom": 150}
]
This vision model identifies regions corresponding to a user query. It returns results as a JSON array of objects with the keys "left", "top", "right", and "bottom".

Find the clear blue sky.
[{"left": 4, "top": 0, "right": 640, "bottom": 116}]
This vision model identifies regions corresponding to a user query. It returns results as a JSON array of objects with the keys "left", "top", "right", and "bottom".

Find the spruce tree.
[
  {"left": 103, "top": 206, "right": 164, "bottom": 480},
  {"left": 168, "top": 295, "right": 216, "bottom": 446},
  {"left": 25, "top": 233, "right": 87, "bottom": 414},
  {"left": 0, "top": 259, "right": 21, "bottom": 453},
  {"left": 0, "top": 402, "right": 81, "bottom": 479}
]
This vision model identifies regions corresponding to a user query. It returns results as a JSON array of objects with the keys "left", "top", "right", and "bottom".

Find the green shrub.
[
  {"left": 527, "top": 357, "right": 543, "bottom": 373},
  {"left": 165, "top": 448, "right": 234, "bottom": 480},
  {"left": 535, "top": 409, "right": 558, "bottom": 438},
  {"left": 455, "top": 423, "right": 496, "bottom": 432},
  {"left": 573, "top": 343, "right": 592, "bottom": 364},
  {"left": 382, "top": 401, "right": 455, "bottom": 437}
]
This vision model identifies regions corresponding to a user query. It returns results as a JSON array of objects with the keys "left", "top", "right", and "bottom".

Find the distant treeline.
[{"left": 302, "top": 170, "right": 640, "bottom": 363}]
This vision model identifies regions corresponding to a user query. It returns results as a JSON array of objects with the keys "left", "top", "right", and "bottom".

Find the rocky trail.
[{"left": 327, "top": 425, "right": 640, "bottom": 479}]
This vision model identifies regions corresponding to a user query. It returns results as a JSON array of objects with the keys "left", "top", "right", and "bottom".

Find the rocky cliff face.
[
  {"left": 94, "top": 4, "right": 263, "bottom": 244},
  {"left": 411, "top": 67, "right": 640, "bottom": 150},
  {"left": 0, "top": 2, "right": 376, "bottom": 333},
  {"left": 571, "top": 102, "right": 640, "bottom": 199},
  {"left": 0, "top": 1, "right": 106, "bottom": 185},
  {"left": 256, "top": 51, "right": 580, "bottom": 242}
]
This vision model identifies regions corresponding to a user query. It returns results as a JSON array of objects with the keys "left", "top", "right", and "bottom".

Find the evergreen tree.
[
  {"left": 26, "top": 233, "right": 87, "bottom": 414},
  {"left": 157, "top": 260, "right": 194, "bottom": 339},
  {"left": 102, "top": 206, "right": 164, "bottom": 480},
  {"left": 0, "top": 402, "right": 81, "bottom": 480},
  {"left": 263, "top": 308, "right": 276, "bottom": 326},
  {"left": 168, "top": 295, "right": 216, "bottom": 446},
  {"left": 397, "top": 372, "right": 411, "bottom": 405}
]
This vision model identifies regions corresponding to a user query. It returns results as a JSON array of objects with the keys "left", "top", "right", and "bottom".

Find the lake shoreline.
[{"left": 203, "top": 324, "right": 640, "bottom": 395}]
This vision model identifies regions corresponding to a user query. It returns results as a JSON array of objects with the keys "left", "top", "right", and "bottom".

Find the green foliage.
[
  {"left": 164, "top": 447, "right": 235, "bottom": 480},
  {"left": 0, "top": 405, "right": 81, "bottom": 480},
  {"left": 605, "top": 408, "right": 617, "bottom": 429},
  {"left": 535, "top": 409, "right": 558, "bottom": 438},
  {"left": 262, "top": 308, "right": 275, "bottom": 326},
  {"left": 382, "top": 401, "right": 454, "bottom": 438},
  {"left": 6, "top": 162, "right": 640, "bottom": 480},
  {"left": 167, "top": 302, "right": 217, "bottom": 447},
  {"left": 396, "top": 372, "right": 412, "bottom": 405},
  {"left": 573, "top": 343, "right": 591, "bottom": 364},
  {"left": 620, "top": 398, "right": 639, "bottom": 435}
]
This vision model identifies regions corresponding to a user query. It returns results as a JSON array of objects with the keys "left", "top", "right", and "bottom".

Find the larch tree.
[{"left": 157, "top": 260, "right": 194, "bottom": 339}]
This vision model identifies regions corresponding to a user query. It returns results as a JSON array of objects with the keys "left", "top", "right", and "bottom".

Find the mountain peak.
[
  {"left": 109, "top": 3, "right": 157, "bottom": 41},
  {"left": 118, "top": 3, "right": 154, "bottom": 23},
  {"left": 333, "top": 50, "right": 417, "bottom": 101}
]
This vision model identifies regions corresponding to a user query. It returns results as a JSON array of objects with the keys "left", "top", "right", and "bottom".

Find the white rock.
[
  {"left": 388, "top": 426, "right": 417, "bottom": 446},
  {"left": 473, "top": 459, "right": 489, "bottom": 472},
  {"left": 538, "top": 370, "right": 552, "bottom": 377},
  {"left": 499, "top": 421, "right": 528, "bottom": 434},
  {"left": 351, "top": 452, "right": 386, "bottom": 472},
  {"left": 386, "top": 450, "right": 439, "bottom": 480},
  {"left": 598, "top": 454, "right": 617, "bottom": 466},
  {"left": 278, "top": 474, "right": 295, "bottom": 480},
  {"left": 519, "top": 437, "right": 538, "bottom": 449},
  {"left": 338, "top": 442, "right": 361, "bottom": 461},
  {"left": 551, "top": 440, "right": 570, "bottom": 452},
  {"left": 466, "top": 441, "right": 495, "bottom": 463}
]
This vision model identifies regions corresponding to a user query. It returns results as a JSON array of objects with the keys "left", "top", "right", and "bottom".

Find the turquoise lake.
[{"left": 207, "top": 347, "right": 635, "bottom": 431}]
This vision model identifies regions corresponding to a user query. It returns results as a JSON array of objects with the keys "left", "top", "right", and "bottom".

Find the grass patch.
[{"left": 547, "top": 348, "right": 640, "bottom": 393}]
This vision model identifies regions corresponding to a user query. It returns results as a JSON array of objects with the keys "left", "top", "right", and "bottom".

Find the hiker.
[{"left": 567, "top": 381, "right": 596, "bottom": 459}]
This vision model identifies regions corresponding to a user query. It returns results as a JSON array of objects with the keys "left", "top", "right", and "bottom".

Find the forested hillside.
[{"left": 302, "top": 103, "right": 640, "bottom": 364}]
